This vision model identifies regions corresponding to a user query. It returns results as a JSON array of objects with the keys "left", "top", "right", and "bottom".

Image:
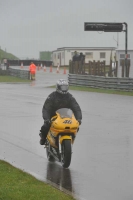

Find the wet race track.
[{"left": 0, "top": 67, "right": 133, "bottom": 200}]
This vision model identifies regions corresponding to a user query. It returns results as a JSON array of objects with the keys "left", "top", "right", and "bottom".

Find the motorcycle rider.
[{"left": 39, "top": 79, "right": 82, "bottom": 145}]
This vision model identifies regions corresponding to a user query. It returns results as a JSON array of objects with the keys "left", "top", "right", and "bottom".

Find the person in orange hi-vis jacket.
[{"left": 29, "top": 62, "right": 36, "bottom": 80}]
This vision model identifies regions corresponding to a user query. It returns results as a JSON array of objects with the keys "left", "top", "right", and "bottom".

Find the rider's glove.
[{"left": 77, "top": 119, "right": 82, "bottom": 125}]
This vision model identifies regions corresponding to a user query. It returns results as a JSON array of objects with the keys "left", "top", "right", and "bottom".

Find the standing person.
[
  {"left": 72, "top": 51, "right": 79, "bottom": 61},
  {"left": 79, "top": 53, "right": 85, "bottom": 74},
  {"left": 29, "top": 62, "right": 36, "bottom": 80},
  {"left": 39, "top": 79, "right": 82, "bottom": 145}
]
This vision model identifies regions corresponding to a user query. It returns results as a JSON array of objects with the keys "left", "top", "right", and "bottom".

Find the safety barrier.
[
  {"left": 0, "top": 66, "right": 67, "bottom": 80},
  {"left": 0, "top": 68, "right": 8, "bottom": 75},
  {"left": 68, "top": 74, "right": 133, "bottom": 91},
  {"left": 8, "top": 68, "right": 30, "bottom": 80}
]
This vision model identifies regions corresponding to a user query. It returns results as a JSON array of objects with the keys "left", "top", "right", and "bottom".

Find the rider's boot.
[{"left": 39, "top": 132, "right": 46, "bottom": 145}]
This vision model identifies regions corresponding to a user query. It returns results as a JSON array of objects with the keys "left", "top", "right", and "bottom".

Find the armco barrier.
[
  {"left": 8, "top": 68, "right": 30, "bottom": 79},
  {"left": 0, "top": 68, "right": 30, "bottom": 80},
  {"left": 68, "top": 74, "right": 133, "bottom": 91},
  {"left": 0, "top": 68, "right": 9, "bottom": 75}
]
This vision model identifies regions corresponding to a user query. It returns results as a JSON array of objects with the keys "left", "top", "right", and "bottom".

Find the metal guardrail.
[
  {"left": 0, "top": 67, "right": 30, "bottom": 79},
  {"left": 8, "top": 68, "right": 30, "bottom": 80},
  {"left": 0, "top": 68, "right": 8, "bottom": 75},
  {"left": 68, "top": 74, "right": 133, "bottom": 91}
]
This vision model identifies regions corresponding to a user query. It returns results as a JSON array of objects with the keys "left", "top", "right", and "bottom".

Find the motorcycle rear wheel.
[{"left": 61, "top": 139, "right": 71, "bottom": 168}]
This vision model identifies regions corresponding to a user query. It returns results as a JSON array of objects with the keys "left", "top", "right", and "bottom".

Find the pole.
[
  {"left": 64, "top": 49, "right": 65, "bottom": 68},
  {"left": 117, "top": 32, "right": 119, "bottom": 49},
  {"left": 123, "top": 22, "right": 128, "bottom": 77}
]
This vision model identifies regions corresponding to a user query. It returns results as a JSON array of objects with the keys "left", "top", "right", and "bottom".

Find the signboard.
[{"left": 84, "top": 22, "right": 123, "bottom": 32}]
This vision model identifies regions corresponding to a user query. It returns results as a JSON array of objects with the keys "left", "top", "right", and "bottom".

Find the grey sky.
[{"left": 0, "top": 0, "right": 133, "bottom": 59}]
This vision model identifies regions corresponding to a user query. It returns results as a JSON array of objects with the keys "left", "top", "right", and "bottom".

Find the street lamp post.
[
  {"left": 84, "top": 22, "right": 128, "bottom": 77},
  {"left": 123, "top": 22, "right": 128, "bottom": 77}
]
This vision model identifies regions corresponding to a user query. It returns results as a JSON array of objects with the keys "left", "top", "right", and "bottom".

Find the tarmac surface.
[{"left": 0, "top": 67, "right": 133, "bottom": 200}]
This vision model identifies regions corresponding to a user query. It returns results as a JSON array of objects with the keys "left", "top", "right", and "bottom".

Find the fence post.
[
  {"left": 69, "top": 60, "right": 72, "bottom": 73},
  {"left": 108, "top": 60, "right": 112, "bottom": 77},
  {"left": 97, "top": 61, "right": 100, "bottom": 75},
  {"left": 82, "top": 60, "right": 85, "bottom": 74},
  {"left": 75, "top": 61, "right": 78, "bottom": 74},
  {"left": 115, "top": 61, "right": 118, "bottom": 77},
  {"left": 103, "top": 61, "right": 106, "bottom": 76},
  {"left": 93, "top": 60, "right": 96, "bottom": 75},
  {"left": 127, "top": 60, "right": 130, "bottom": 78},
  {"left": 88, "top": 62, "right": 90, "bottom": 75},
  {"left": 72, "top": 61, "right": 75, "bottom": 74},
  {"left": 122, "top": 60, "right": 124, "bottom": 77},
  {"left": 78, "top": 61, "right": 82, "bottom": 74}
]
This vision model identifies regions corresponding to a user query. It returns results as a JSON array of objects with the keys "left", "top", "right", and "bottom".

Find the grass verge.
[
  {"left": 0, "top": 160, "right": 75, "bottom": 200},
  {"left": 49, "top": 85, "right": 133, "bottom": 96},
  {"left": 0, "top": 76, "right": 31, "bottom": 83},
  {"left": 69, "top": 86, "right": 133, "bottom": 96}
]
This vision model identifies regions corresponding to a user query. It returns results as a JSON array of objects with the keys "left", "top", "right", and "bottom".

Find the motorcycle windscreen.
[{"left": 56, "top": 108, "right": 73, "bottom": 119}]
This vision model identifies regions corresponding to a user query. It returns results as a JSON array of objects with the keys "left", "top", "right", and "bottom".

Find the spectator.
[
  {"left": 72, "top": 51, "right": 79, "bottom": 61},
  {"left": 29, "top": 62, "right": 36, "bottom": 80}
]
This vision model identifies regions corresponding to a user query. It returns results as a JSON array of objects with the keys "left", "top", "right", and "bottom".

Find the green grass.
[
  {"left": 0, "top": 76, "right": 31, "bottom": 83},
  {"left": 69, "top": 86, "right": 133, "bottom": 96},
  {"left": 49, "top": 85, "right": 133, "bottom": 96},
  {"left": 0, "top": 49, "right": 18, "bottom": 60},
  {"left": 0, "top": 160, "right": 75, "bottom": 200}
]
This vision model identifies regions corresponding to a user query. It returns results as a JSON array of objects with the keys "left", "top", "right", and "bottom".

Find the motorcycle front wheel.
[{"left": 61, "top": 139, "right": 71, "bottom": 168}]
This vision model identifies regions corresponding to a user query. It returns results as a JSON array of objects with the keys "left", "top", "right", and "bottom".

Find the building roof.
[
  {"left": 52, "top": 47, "right": 116, "bottom": 52},
  {"left": 116, "top": 49, "right": 133, "bottom": 52}
]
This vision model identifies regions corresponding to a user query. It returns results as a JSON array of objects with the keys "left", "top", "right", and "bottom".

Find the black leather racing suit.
[{"left": 40, "top": 91, "right": 82, "bottom": 140}]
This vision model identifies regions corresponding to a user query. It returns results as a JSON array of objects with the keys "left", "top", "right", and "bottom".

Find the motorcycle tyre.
[
  {"left": 61, "top": 139, "right": 71, "bottom": 168},
  {"left": 46, "top": 142, "right": 55, "bottom": 162}
]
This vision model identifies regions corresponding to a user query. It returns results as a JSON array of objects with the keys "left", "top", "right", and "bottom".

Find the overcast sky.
[{"left": 0, "top": 0, "right": 133, "bottom": 59}]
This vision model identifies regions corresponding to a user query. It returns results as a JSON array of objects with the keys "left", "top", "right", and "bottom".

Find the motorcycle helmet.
[{"left": 56, "top": 79, "right": 69, "bottom": 94}]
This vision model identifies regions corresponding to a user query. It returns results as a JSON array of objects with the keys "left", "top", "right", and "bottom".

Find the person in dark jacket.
[
  {"left": 39, "top": 79, "right": 82, "bottom": 145},
  {"left": 72, "top": 51, "right": 79, "bottom": 61}
]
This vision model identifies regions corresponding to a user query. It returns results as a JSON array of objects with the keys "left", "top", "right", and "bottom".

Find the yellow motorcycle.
[{"left": 45, "top": 108, "right": 79, "bottom": 168}]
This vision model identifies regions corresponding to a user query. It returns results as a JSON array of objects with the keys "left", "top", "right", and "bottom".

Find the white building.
[
  {"left": 116, "top": 50, "right": 133, "bottom": 78},
  {"left": 52, "top": 47, "right": 116, "bottom": 67}
]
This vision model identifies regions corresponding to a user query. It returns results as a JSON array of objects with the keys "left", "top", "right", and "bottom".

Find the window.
[
  {"left": 100, "top": 52, "right": 106, "bottom": 59},
  {"left": 120, "top": 54, "right": 130, "bottom": 59},
  {"left": 54, "top": 53, "right": 56, "bottom": 59},
  {"left": 85, "top": 52, "right": 93, "bottom": 59},
  {"left": 120, "top": 54, "right": 125, "bottom": 59}
]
